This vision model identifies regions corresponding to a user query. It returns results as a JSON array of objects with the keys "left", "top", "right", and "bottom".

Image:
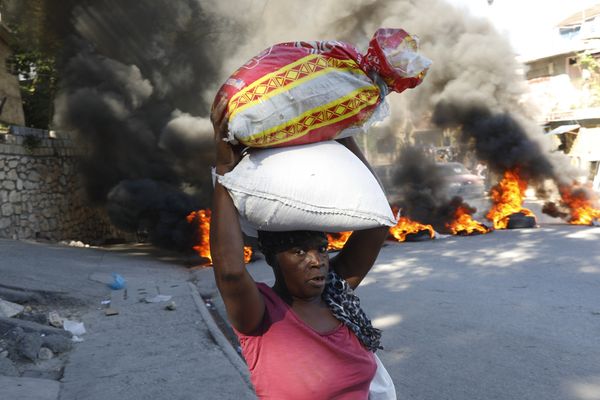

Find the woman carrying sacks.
[{"left": 210, "top": 99, "right": 392, "bottom": 399}]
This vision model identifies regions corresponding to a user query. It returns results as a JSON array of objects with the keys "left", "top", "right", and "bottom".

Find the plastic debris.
[
  {"left": 143, "top": 294, "right": 172, "bottom": 303},
  {"left": 48, "top": 311, "right": 63, "bottom": 328},
  {"left": 204, "top": 299, "right": 215, "bottom": 310},
  {"left": 109, "top": 273, "right": 126, "bottom": 290},
  {"left": 63, "top": 319, "right": 86, "bottom": 336},
  {"left": 105, "top": 308, "right": 119, "bottom": 316},
  {"left": 60, "top": 240, "right": 90, "bottom": 248},
  {"left": 0, "top": 298, "right": 24, "bottom": 318}
]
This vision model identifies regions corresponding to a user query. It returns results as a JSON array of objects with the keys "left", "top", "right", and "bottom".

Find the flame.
[
  {"left": 186, "top": 209, "right": 253, "bottom": 265},
  {"left": 186, "top": 209, "right": 212, "bottom": 262},
  {"left": 244, "top": 246, "right": 254, "bottom": 262},
  {"left": 326, "top": 231, "right": 353, "bottom": 251},
  {"left": 558, "top": 185, "right": 600, "bottom": 225},
  {"left": 446, "top": 205, "right": 491, "bottom": 235},
  {"left": 388, "top": 207, "right": 435, "bottom": 242},
  {"left": 486, "top": 169, "right": 535, "bottom": 229}
]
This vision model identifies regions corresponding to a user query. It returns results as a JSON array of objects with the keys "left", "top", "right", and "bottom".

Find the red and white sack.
[
  {"left": 212, "top": 28, "right": 431, "bottom": 149},
  {"left": 215, "top": 141, "right": 397, "bottom": 237}
]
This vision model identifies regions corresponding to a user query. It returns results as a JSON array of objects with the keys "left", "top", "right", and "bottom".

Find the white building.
[{"left": 522, "top": 5, "right": 600, "bottom": 190}]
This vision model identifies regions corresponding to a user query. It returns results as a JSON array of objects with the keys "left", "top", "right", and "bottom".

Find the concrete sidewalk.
[{"left": 0, "top": 239, "right": 256, "bottom": 400}]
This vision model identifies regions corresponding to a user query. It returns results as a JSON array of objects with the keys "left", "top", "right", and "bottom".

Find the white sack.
[{"left": 217, "top": 141, "right": 396, "bottom": 237}]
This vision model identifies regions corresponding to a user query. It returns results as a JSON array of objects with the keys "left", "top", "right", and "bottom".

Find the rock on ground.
[{"left": 0, "top": 355, "right": 19, "bottom": 376}]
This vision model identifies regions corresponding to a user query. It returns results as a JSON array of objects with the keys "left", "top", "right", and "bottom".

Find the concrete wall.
[{"left": 0, "top": 127, "right": 127, "bottom": 243}]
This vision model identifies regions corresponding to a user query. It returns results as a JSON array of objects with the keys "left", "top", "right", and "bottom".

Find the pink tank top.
[{"left": 235, "top": 283, "right": 376, "bottom": 399}]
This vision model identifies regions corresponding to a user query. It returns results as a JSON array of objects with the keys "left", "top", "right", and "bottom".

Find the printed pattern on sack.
[
  {"left": 225, "top": 78, "right": 246, "bottom": 90},
  {"left": 293, "top": 40, "right": 346, "bottom": 54},
  {"left": 242, "top": 86, "right": 380, "bottom": 147},
  {"left": 241, "top": 45, "right": 275, "bottom": 70},
  {"left": 228, "top": 54, "right": 359, "bottom": 120}
]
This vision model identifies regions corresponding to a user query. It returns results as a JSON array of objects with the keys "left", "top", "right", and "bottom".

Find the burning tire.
[
  {"left": 506, "top": 212, "right": 536, "bottom": 229},
  {"left": 404, "top": 230, "right": 434, "bottom": 242}
]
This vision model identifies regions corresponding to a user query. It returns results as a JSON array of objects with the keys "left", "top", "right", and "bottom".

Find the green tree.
[
  {"left": 577, "top": 51, "right": 600, "bottom": 108},
  {"left": 0, "top": 0, "right": 74, "bottom": 128},
  {"left": 9, "top": 50, "right": 56, "bottom": 129}
]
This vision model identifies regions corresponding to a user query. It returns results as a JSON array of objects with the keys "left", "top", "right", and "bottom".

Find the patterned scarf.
[{"left": 323, "top": 270, "right": 382, "bottom": 352}]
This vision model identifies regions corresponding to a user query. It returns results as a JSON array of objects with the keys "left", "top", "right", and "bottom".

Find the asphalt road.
[
  {"left": 2, "top": 198, "right": 598, "bottom": 400},
  {"left": 243, "top": 223, "right": 600, "bottom": 400}
]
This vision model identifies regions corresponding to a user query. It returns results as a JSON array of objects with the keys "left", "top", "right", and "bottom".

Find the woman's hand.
[
  {"left": 214, "top": 139, "right": 244, "bottom": 175},
  {"left": 211, "top": 95, "right": 243, "bottom": 175}
]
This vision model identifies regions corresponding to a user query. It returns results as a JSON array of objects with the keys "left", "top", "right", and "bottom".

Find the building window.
[{"left": 559, "top": 25, "right": 581, "bottom": 40}]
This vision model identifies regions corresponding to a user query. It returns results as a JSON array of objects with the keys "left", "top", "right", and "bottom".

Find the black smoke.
[
  {"left": 541, "top": 201, "right": 569, "bottom": 220},
  {"left": 107, "top": 179, "right": 198, "bottom": 251},
  {"left": 47, "top": 0, "right": 249, "bottom": 250},
  {"left": 392, "top": 146, "right": 444, "bottom": 224},
  {"left": 432, "top": 102, "right": 557, "bottom": 184},
  {"left": 391, "top": 146, "right": 486, "bottom": 233}
]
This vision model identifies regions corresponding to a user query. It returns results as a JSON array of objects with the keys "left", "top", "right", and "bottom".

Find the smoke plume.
[
  {"left": 391, "top": 146, "right": 486, "bottom": 233},
  {"left": 49, "top": 0, "right": 249, "bottom": 249},
  {"left": 21, "top": 0, "right": 582, "bottom": 248},
  {"left": 432, "top": 102, "right": 556, "bottom": 183},
  {"left": 392, "top": 146, "right": 445, "bottom": 225},
  {"left": 106, "top": 179, "right": 198, "bottom": 251}
]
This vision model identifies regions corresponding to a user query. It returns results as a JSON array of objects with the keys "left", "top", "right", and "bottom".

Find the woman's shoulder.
[
  {"left": 235, "top": 283, "right": 285, "bottom": 338},
  {"left": 255, "top": 282, "right": 286, "bottom": 310},
  {"left": 255, "top": 282, "right": 274, "bottom": 297}
]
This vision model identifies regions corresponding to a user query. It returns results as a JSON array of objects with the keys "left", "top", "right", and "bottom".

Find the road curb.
[
  {"left": 0, "top": 375, "right": 60, "bottom": 400},
  {"left": 188, "top": 282, "right": 254, "bottom": 392}
]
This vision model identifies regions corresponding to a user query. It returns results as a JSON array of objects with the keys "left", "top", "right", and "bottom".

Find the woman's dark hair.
[{"left": 257, "top": 230, "right": 328, "bottom": 266}]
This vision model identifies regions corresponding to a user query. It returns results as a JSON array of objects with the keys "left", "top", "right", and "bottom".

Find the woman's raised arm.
[
  {"left": 209, "top": 99, "right": 264, "bottom": 334},
  {"left": 331, "top": 136, "right": 390, "bottom": 289}
]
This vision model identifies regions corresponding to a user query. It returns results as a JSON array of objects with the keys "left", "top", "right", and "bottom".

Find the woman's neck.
[
  {"left": 272, "top": 281, "right": 322, "bottom": 305},
  {"left": 272, "top": 281, "right": 340, "bottom": 333}
]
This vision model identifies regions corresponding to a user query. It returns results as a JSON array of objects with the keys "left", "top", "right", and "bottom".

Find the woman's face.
[{"left": 274, "top": 237, "right": 330, "bottom": 300}]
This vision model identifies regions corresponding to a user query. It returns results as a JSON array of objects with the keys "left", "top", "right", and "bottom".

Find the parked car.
[{"left": 436, "top": 162, "right": 486, "bottom": 199}]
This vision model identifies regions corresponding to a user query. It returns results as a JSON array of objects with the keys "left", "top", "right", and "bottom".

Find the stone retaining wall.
[{"left": 0, "top": 127, "right": 127, "bottom": 243}]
